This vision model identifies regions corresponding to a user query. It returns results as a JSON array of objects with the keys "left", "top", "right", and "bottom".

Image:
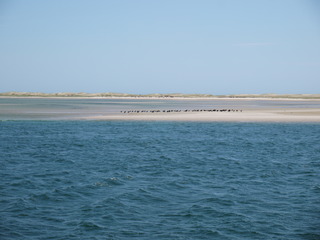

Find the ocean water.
[{"left": 1, "top": 120, "right": 319, "bottom": 239}]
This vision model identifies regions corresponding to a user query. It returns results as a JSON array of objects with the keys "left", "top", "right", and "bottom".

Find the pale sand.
[
  {"left": 85, "top": 108, "right": 320, "bottom": 122},
  {"left": 2, "top": 96, "right": 319, "bottom": 122}
]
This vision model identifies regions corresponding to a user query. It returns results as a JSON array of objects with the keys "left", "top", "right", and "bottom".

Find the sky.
[{"left": 1, "top": 0, "right": 320, "bottom": 95}]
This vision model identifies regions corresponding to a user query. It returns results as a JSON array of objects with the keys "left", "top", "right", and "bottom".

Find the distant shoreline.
[
  {"left": 1, "top": 95, "right": 320, "bottom": 122},
  {"left": 1, "top": 92, "right": 320, "bottom": 100}
]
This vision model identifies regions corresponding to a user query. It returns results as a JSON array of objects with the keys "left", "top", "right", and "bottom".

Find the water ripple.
[{"left": 1, "top": 121, "right": 319, "bottom": 239}]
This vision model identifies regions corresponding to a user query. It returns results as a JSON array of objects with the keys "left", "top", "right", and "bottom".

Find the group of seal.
[{"left": 120, "top": 109, "right": 242, "bottom": 114}]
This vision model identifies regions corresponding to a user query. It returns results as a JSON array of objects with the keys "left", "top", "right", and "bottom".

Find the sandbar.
[
  {"left": 85, "top": 108, "right": 320, "bottom": 122},
  {"left": 1, "top": 96, "right": 320, "bottom": 122}
]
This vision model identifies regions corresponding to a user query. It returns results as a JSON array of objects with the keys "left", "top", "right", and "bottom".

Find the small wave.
[
  {"left": 197, "top": 197, "right": 235, "bottom": 207},
  {"left": 94, "top": 176, "right": 131, "bottom": 188},
  {"left": 79, "top": 220, "right": 103, "bottom": 230},
  {"left": 312, "top": 184, "right": 320, "bottom": 192},
  {"left": 29, "top": 192, "right": 51, "bottom": 201}
]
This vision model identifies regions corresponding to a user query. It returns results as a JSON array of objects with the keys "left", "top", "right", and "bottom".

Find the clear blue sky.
[{"left": 1, "top": 0, "right": 319, "bottom": 94}]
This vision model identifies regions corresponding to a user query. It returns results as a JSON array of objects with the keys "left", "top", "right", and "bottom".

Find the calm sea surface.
[
  {"left": 1, "top": 120, "right": 319, "bottom": 239},
  {"left": 1, "top": 98, "right": 320, "bottom": 239}
]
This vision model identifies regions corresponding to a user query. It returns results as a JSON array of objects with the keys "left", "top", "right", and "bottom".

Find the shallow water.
[{"left": 1, "top": 121, "right": 319, "bottom": 239}]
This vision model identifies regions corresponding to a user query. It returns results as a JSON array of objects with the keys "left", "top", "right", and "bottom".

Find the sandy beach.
[
  {"left": 86, "top": 108, "right": 320, "bottom": 122},
  {"left": 1, "top": 96, "right": 320, "bottom": 122}
]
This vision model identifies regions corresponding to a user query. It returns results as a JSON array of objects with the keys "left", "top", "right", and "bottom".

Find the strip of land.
[
  {"left": 86, "top": 108, "right": 320, "bottom": 122},
  {"left": 1, "top": 92, "right": 320, "bottom": 99},
  {"left": 1, "top": 93, "right": 320, "bottom": 122}
]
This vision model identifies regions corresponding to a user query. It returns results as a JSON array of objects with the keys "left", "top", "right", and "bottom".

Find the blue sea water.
[{"left": 1, "top": 121, "right": 320, "bottom": 239}]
